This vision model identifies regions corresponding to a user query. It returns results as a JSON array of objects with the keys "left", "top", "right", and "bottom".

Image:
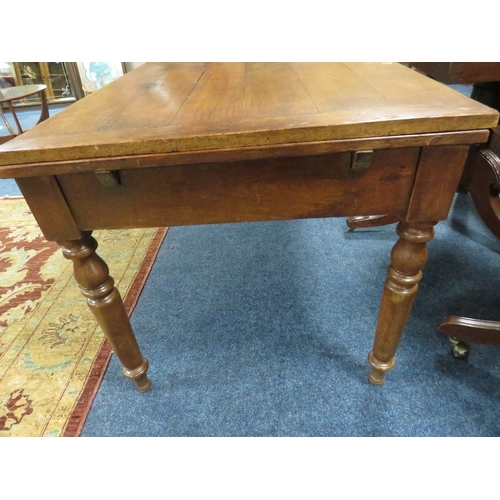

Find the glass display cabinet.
[
  {"left": 0, "top": 62, "right": 126, "bottom": 107},
  {"left": 12, "top": 62, "right": 83, "bottom": 104}
]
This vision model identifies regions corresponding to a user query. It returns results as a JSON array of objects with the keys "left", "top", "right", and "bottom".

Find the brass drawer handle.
[
  {"left": 351, "top": 150, "right": 373, "bottom": 171},
  {"left": 95, "top": 170, "right": 121, "bottom": 187}
]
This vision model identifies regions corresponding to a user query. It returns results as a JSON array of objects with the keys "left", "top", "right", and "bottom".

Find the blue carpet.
[{"left": 78, "top": 193, "right": 500, "bottom": 437}]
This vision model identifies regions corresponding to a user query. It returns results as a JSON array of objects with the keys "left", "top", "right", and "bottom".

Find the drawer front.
[{"left": 57, "top": 148, "right": 420, "bottom": 230}]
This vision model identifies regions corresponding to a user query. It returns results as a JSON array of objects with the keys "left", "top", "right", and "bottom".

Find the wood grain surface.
[{"left": 0, "top": 62, "right": 497, "bottom": 172}]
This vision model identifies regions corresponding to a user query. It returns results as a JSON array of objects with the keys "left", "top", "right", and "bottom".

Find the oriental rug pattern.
[{"left": 0, "top": 198, "right": 167, "bottom": 436}]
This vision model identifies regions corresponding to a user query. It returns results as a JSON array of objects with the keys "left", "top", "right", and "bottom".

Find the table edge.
[{"left": 0, "top": 129, "right": 491, "bottom": 179}]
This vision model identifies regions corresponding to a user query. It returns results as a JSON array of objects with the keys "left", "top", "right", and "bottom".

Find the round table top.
[{"left": 0, "top": 84, "right": 47, "bottom": 104}]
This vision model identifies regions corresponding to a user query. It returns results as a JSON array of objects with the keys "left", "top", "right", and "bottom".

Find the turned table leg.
[
  {"left": 368, "top": 221, "right": 435, "bottom": 385},
  {"left": 59, "top": 231, "right": 151, "bottom": 392}
]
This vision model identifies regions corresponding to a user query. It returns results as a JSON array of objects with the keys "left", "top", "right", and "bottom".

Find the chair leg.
[
  {"left": 0, "top": 106, "right": 16, "bottom": 135},
  {"left": 438, "top": 316, "right": 500, "bottom": 359},
  {"left": 36, "top": 89, "right": 50, "bottom": 125},
  {"left": 346, "top": 214, "right": 399, "bottom": 231},
  {"left": 7, "top": 101, "right": 23, "bottom": 134}
]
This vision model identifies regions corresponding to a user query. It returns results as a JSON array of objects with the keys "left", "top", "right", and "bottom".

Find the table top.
[
  {"left": 0, "top": 84, "right": 47, "bottom": 104},
  {"left": 0, "top": 63, "right": 498, "bottom": 174}
]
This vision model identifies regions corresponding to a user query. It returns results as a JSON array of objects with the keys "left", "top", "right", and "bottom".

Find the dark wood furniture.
[
  {"left": 412, "top": 63, "right": 500, "bottom": 236},
  {"left": 347, "top": 62, "right": 500, "bottom": 233},
  {"left": 410, "top": 63, "right": 500, "bottom": 86},
  {"left": 438, "top": 126, "right": 500, "bottom": 356},
  {"left": 0, "top": 84, "right": 49, "bottom": 145},
  {"left": 0, "top": 63, "right": 497, "bottom": 391},
  {"left": 407, "top": 63, "right": 500, "bottom": 356}
]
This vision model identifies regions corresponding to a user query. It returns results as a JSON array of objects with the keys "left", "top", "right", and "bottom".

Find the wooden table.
[
  {"left": 0, "top": 84, "right": 49, "bottom": 144},
  {"left": 0, "top": 62, "right": 497, "bottom": 391}
]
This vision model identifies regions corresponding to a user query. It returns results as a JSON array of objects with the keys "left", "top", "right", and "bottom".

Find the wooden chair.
[
  {"left": 0, "top": 84, "right": 49, "bottom": 144},
  {"left": 438, "top": 127, "right": 500, "bottom": 358}
]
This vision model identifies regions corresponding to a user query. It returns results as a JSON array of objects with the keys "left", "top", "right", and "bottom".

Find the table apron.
[{"left": 53, "top": 147, "right": 421, "bottom": 230}]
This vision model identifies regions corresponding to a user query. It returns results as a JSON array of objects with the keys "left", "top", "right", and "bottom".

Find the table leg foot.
[
  {"left": 123, "top": 357, "right": 152, "bottom": 392},
  {"left": 60, "top": 231, "right": 151, "bottom": 392},
  {"left": 368, "top": 351, "right": 395, "bottom": 385}
]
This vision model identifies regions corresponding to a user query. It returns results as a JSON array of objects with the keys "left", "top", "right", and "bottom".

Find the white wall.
[{"left": 124, "top": 62, "right": 146, "bottom": 72}]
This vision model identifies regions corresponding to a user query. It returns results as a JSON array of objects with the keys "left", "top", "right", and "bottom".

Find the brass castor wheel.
[{"left": 449, "top": 336, "right": 470, "bottom": 360}]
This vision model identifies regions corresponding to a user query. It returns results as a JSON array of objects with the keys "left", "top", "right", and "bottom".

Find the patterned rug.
[{"left": 0, "top": 197, "right": 167, "bottom": 436}]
